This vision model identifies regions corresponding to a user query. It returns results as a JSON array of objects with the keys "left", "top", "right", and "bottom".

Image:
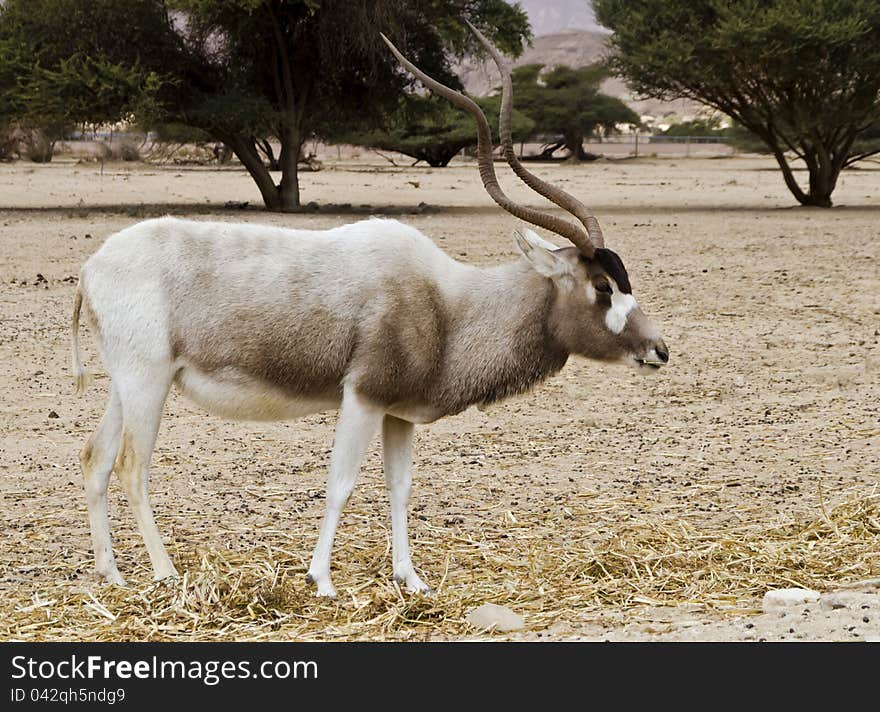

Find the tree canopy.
[
  {"left": 658, "top": 116, "right": 727, "bottom": 138},
  {"left": 0, "top": 0, "right": 165, "bottom": 159},
  {"left": 509, "top": 63, "right": 639, "bottom": 160},
  {"left": 595, "top": 0, "right": 880, "bottom": 207},
  {"left": 345, "top": 93, "right": 534, "bottom": 167},
  {"left": 0, "top": 0, "right": 531, "bottom": 209}
]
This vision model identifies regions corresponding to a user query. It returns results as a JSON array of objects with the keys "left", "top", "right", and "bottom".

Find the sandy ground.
[{"left": 0, "top": 154, "right": 878, "bottom": 641}]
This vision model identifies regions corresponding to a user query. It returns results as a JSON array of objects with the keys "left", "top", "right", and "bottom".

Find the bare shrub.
[
  {"left": 115, "top": 137, "right": 142, "bottom": 162},
  {"left": 0, "top": 123, "right": 23, "bottom": 161},
  {"left": 212, "top": 143, "right": 233, "bottom": 164},
  {"left": 22, "top": 129, "right": 55, "bottom": 163},
  {"left": 59, "top": 141, "right": 111, "bottom": 163}
]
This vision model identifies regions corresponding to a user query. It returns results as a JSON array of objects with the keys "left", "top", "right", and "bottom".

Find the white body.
[
  {"left": 74, "top": 216, "right": 663, "bottom": 596},
  {"left": 77, "top": 216, "right": 472, "bottom": 595}
]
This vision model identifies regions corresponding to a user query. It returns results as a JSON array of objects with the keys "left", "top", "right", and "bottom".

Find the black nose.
[{"left": 655, "top": 340, "right": 669, "bottom": 363}]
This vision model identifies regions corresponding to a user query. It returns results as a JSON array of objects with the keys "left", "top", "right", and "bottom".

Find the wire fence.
[
  {"left": 575, "top": 134, "right": 734, "bottom": 158},
  {"left": 56, "top": 131, "right": 737, "bottom": 163}
]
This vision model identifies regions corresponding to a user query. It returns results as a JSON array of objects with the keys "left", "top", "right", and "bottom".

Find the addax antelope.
[{"left": 71, "top": 24, "right": 668, "bottom": 597}]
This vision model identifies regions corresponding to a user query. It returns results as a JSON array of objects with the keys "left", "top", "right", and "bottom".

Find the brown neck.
[{"left": 435, "top": 260, "right": 569, "bottom": 414}]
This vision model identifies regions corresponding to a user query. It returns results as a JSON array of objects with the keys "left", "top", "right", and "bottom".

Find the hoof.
[
  {"left": 394, "top": 574, "right": 433, "bottom": 596},
  {"left": 97, "top": 568, "right": 127, "bottom": 587},
  {"left": 306, "top": 571, "right": 336, "bottom": 598}
]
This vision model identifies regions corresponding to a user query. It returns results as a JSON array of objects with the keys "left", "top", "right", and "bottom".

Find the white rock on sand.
[
  {"left": 836, "top": 579, "right": 880, "bottom": 593},
  {"left": 762, "top": 588, "right": 820, "bottom": 611},
  {"left": 819, "top": 592, "right": 877, "bottom": 611},
  {"left": 466, "top": 603, "right": 525, "bottom": 632}
]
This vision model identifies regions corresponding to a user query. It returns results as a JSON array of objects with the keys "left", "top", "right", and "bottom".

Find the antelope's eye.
[{"left": 595, "top": 281, "right": 613, "bottom": 294}]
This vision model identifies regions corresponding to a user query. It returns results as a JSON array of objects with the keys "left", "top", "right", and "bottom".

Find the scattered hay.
[{"left": 5, "top": 493, "right": 878, "bottom": 641}]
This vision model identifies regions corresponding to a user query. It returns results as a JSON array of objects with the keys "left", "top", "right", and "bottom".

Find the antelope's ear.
[
  {"left": 520, "top": 227, "right": 559, "bottom": 251},
  {"left": 513, "top": 228, "right": 572, "bottom": 279}
]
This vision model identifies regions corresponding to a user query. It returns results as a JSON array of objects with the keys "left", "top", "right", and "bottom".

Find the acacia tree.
[
  {"left": 510, "top": 63, "right": 639, "bottom": 160},
  {"left": 0, "top": 0, "right": 163, "bottom": 161},
  {"left": 345, "top": 93, "right": 534, "bottom": 167},
  {"left": 0, "top": 0, "right": 530, "bottom": 209},
  {"left": 595, "top": 0, "right": 880, "bottom": 207},
  {"left": 163, "top": 0, "right": 531, "bottom": 210}
]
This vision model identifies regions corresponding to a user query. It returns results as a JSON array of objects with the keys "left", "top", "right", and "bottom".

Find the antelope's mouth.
[
  {"left": 631, "top": 356, "right": 665, "bottom": 371},
  {"left": 637, "top": 359, "right": 663, "bottom": 370},
  {"left": 630, "top": 341, "right": 669, "bottom": 371}
]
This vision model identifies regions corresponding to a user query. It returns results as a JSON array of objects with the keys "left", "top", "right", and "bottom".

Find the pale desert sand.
[{"left": 0, "top": 154, "right": 877, "bottom": 641}]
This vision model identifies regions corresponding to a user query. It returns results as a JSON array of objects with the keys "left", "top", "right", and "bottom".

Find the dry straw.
[{"left": 6, "top": 492, "right": 879, "bottom": 641}]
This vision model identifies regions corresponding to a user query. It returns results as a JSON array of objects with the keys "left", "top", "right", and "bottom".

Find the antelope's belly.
[
  {"left": 385, "top": 402, "right": 462, "bottom": 424},
  {"left": 174, "top": 365, "right": 339, "bottom": 421}
]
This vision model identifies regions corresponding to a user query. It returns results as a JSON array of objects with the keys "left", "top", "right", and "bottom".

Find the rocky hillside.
[
  {"left": 458, "top": 30, "right": 704, "bottom": 120},
  {"left": 517, "top": 0, "right": 605, "bottom": 35}
]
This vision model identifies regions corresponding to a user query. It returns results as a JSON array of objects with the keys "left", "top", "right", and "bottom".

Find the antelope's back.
[{"left": 80, "top": 216, "right": 458, "bottom": 401}]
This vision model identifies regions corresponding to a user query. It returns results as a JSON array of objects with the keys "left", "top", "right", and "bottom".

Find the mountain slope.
[{"left": 458, "top": 30, "right": 702, "bottom": 119}]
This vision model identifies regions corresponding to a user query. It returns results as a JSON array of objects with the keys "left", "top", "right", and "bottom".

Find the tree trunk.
[
  {"left": 806, "top": 146, "right": 836, "bottom": 208},
  {"left": 277, "top": 125, "right": 301, "bottom": 210},
  {"left": 805, "top": 177, "right": 834, "bottom": 207},
  {"left": 425, "top": 156, "right": 453, "bottom": 167},
  {"left": 764, "top": 130, "right": 841, "bottom": 208},
  {"left": 421, "top": 144, "right": 459, "bottom": 167},
  {"left": 224, "top": 134, "right": 284, "bottom": 210},
  {"left": 769, "top": 147, "right": 836, "bottom": 207},
  {"left": 219, "top": 131, "right": 305, "bottom": 211},
  {"left": 257, "top": 138, "right": 281, "bottom": 171},
  {"left": 562, "top": 130, "right": 587, "bottom": 161},
  {"left": 539, "top": 140, "right": 565, "bottom": 159},
  {"left": 266, "top": 4, "right": 304, "bottom": 212}
]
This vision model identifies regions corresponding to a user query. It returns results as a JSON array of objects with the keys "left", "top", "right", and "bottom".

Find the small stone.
[
  {"left": 819, "top": 592, "right": 877, "bottom": 611},
  {"left": 465, "top": 603, "right": 525, "bottom": 633},
  {"left": 680, "top": 603, "right": 705, "bottom": 613},
  {"left": 762, "top": 588, "right": 820, "bottom": 611},
  {"left": 47, "top": 410, "right": 59, "bottom": 419},
  {"left": 837, "top": 578, "right": 880, "bottom": 593}
]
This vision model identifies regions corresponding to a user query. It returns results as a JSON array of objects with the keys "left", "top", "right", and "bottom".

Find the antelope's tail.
[{"left": 71, "top": 286, "right": 90, "bottom": 394}]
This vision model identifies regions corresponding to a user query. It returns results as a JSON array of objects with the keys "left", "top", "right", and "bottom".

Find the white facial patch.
[{"left": 605, "top": 285, "right": 637, "bottom": 334}]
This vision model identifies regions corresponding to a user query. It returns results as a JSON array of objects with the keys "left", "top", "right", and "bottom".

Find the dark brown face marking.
[{"left": 590, "top": 248, "right": 631, "bottom": 294}]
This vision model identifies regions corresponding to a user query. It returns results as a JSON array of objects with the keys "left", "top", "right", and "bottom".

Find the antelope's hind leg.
[
  {"left": 114, "top": 373, "right": 179, "bottom": 581},
  {"left": 382, "top": 415, "right": 430, "bottom": 594},
  {"left": 80, "top": 385, "right": 125, "bottom": 585}
]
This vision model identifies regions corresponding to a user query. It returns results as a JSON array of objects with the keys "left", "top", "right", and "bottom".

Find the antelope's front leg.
[
  {"left": 382, "top": 415, "right": 430, "bottom": 594},
  {"left": 307, "top": 387, "right": 383, "bottom": 597}
]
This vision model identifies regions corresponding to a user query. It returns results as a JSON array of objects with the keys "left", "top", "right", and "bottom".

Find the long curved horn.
[
  {"left": 465, "top": 20, "right": 605, "bottom": 249},
  {"left": 380, "top": 32, "right": 595, "bottom": 257}
]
